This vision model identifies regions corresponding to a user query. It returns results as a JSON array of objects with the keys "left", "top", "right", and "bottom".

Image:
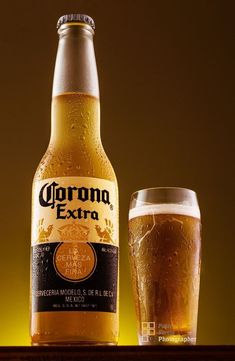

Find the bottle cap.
[{"left": 57, "top": 14, "right": 95, "bottom": 30}]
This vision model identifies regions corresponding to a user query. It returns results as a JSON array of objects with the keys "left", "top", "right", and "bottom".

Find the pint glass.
[{"left": 128, "top": 187, "right": 201, "bottom": 345}]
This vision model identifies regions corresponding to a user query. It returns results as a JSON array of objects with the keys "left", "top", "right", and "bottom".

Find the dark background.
[{"left": 0, "top": 0, "right": 234, "bottom": 345}]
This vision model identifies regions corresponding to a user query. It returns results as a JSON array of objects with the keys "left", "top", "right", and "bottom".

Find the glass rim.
[{"left": 131, "top": 186, "right": 197, "bottom": 199}]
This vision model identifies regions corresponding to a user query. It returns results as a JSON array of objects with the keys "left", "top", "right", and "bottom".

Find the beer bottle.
[{"left": 31, "top": 14, "right": 119, "bottom": 345}]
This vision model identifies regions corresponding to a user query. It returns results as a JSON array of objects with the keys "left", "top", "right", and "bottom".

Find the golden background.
[{"left": 0, "top": 0, "right": 234, "bottom": 345}]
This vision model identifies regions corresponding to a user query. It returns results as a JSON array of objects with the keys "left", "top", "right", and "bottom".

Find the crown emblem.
[{"left": 58, "top": 222, "right": 90, "bottom": 242}]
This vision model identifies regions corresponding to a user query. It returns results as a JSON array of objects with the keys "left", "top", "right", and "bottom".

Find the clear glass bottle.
[{"left": 31, "top": 14, "right": 119, "bottom": 345}]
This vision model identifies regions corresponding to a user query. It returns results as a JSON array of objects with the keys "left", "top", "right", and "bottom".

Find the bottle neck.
[{"left": 51, "top": 24, "right": 100, "bottom": 146}]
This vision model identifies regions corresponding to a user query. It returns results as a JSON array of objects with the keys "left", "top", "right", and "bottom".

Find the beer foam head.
[{"left": 129, "top": 203, "right": 201, "bottom": 220}]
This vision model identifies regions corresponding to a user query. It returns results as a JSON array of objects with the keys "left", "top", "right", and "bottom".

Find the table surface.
[{"left": 0, "top": 345, "right": 234, "bottom": 361}]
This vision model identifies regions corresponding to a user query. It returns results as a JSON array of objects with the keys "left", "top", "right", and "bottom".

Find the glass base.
[{"left": 32, "top": 341, "right": 117, "bottom": 346}]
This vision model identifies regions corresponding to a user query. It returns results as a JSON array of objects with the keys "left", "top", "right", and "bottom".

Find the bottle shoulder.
[{"left": 33, "top": 143, "right": 117, "bottom": 185}]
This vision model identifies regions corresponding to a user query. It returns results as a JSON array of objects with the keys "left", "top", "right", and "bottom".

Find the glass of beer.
[{"left": 128, "top": 187, "right": 201, "bottom": 345}]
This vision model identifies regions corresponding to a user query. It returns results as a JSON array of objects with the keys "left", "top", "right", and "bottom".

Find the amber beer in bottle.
[{"left": 31, "top": 14, "right": 119, "bottom": 345}]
